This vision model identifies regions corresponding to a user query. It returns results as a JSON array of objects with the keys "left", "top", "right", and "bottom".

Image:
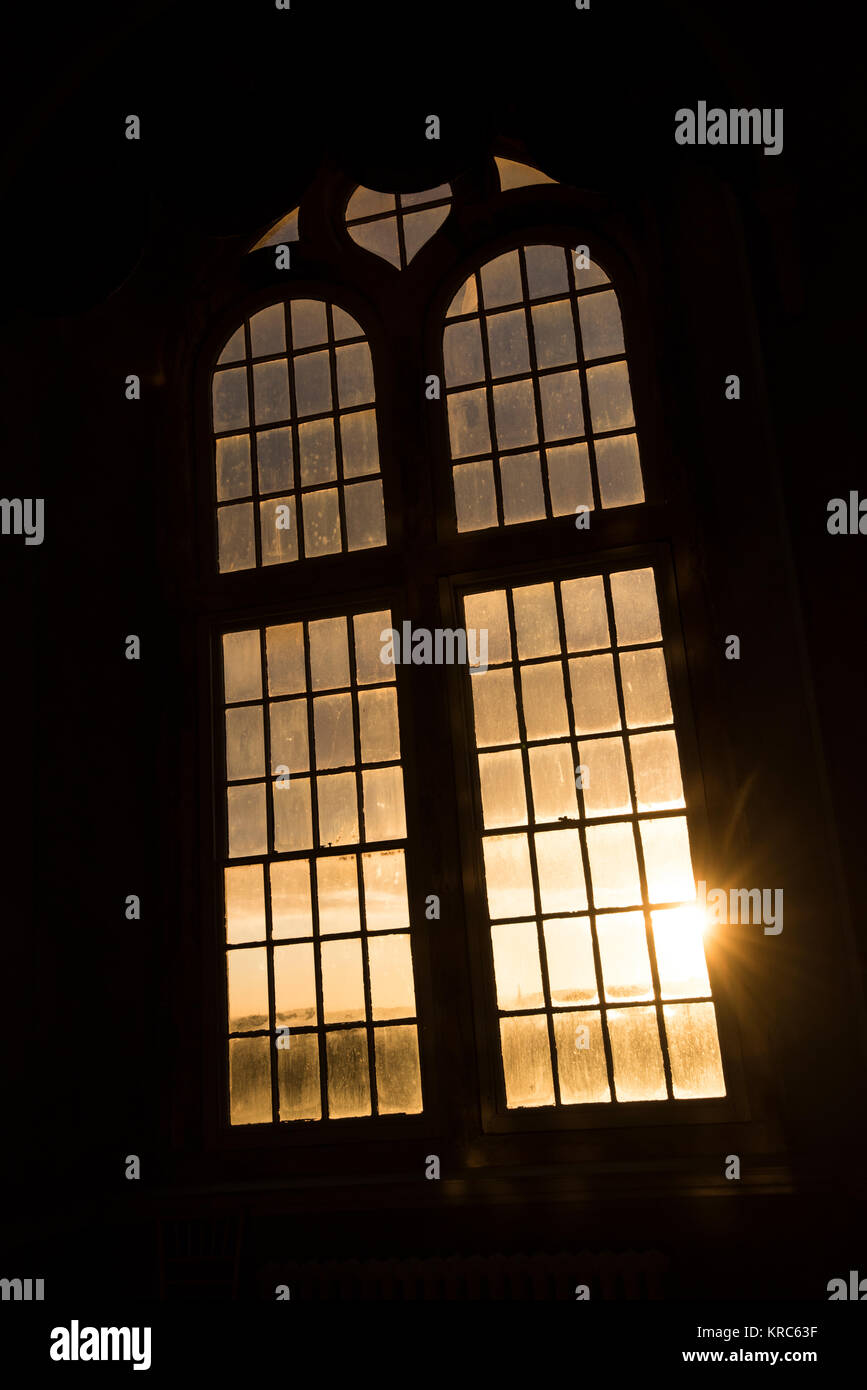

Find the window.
[{"left": 204, "top": 156, "right": 731, "bottom": 1131}]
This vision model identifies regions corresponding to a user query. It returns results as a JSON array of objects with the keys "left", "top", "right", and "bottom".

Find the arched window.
[{"left": 204, "top": 155, "right": 734, "bottom": 1131}]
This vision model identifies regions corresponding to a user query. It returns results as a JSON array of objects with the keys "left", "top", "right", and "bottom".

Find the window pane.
[
  {"left": 229, "top": 1037, "right": 271, "bottom": 1125},
  {"left": 483, "top": 834, "right": 535, "bottom": 919},
  {"left": 663, "top": 1002, "right": 725, "bottom": 1098},
  {"left": 607, "top": 1006, "right": 667, "bottom": 1101},
  {"left": 218, "top": 503, "right": 255, "bottom": 573},
  {"left": 499, "top": 1015, "right": 554, "bottom": 1107},
  {"left": 225, "top": 864, "right": 266, "bottom": 944},
  {"left": 317, "top": 854, "right": 361, "bottom": 936},
  {"left": 216, "top": 434, "right": 251, "bottom": 501},
  {"left": 454, "top": 460, "right": 498, "bottom": 531},
  {"left": 491, "top": 922, "right": 544, "bottom": 1010},
  {"left": 374, "top": 1026, "right": 422, "bottom": 1114},
  {"left": 553, "top": 1010, "right": 611, "bottom": 1104}
]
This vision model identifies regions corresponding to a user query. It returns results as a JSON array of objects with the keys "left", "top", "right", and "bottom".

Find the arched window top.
[
  {"left": 442, "top": 243, "right": 643, "bottom": 533},
  {"left": 494, "top": 157, "right": 557, "bottom": 191},
  {"left": 212, "top": 297, "right": 386, "bottom": 572},
  {"left": 344, "top": 183, "right": 452, "bottom": 268}
]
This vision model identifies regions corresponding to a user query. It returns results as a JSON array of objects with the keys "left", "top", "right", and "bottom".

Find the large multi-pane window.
[{"left": 207, "top": 159, "right": 729, "bottom": 1128}]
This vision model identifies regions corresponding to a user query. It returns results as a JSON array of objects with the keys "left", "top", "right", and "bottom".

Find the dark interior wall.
[{"left": 2, "top": 0, "right": 866, "bottom": 1300}]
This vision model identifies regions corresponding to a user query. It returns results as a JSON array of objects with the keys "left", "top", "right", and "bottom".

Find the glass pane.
[
  {"left": 491, "top": 921, "right": 544, "bottom": 1010},
  {"left": 520, "top": 661, "right": 569, "bottom": 740},
  {"left": 273, "top": 942, "right": 317, "bottom": 1025},
  {"left": 486, "top": 310, "right": 530, "bottom": 378},
  {"left": 528, "top": 743, "right": 578, "bottom": 822},
  {"left": 578, "top": 737, "right": 632, "bottom": 818},
  {"left": 454, "top": 460, "right": 498, "bottom": 531},
  {"left": 249, "top": 303, "right": 286, "bottom": 357},
  {"left": 652, "top": 906, "right": 711, "bottom": 999},
  {"left": 578, "top": 290, "right": 625, "bottom": 359},
  {"left": 277, "top": 1032, "right": 321, "bottom": 1121},
  {"left": 532, "top": 300, "right": 577, "bottom": 368},
  {"left": 620, "top": 648, "right": 672, "bottom": 727},
  {"left": 374, "top": 1025, "right": 422, "bottom": 1114},
  {"left": 309, "top": 618, "right": 350, "bottom": 691},
  {"left": 525, "top": 245, "right": 569, "bottom": 298},
  {"left": 478, "top": 750, "right": 528, "bottom": 828},
  {"left": 400, "top": 184, "right": 450, "bottom": 206},
  {"left": 218, "top": 325, "right": 245, "bottom": 364},
  {"left": 260, "top": 496, "right": 298, "bottom": 565},
  {"left": 269, "top": 699, "right": 309, "bottom": 774},
  {"left": 225, "top": 864, "right": 265, "bottom": 944},
  {"left": 500, "top": 451, "right": 546, "bottom": 523},
  {"left": 630, "top": 731, "right": 684, "bottom": 811},
  {"left": 403, "top": 205, "right": 449, "bottom": 262},
  {"left": 256, "top": 426, "right": 293, "bottom": 494},
  {"left": 552, "top": 1011, "right": 611, "bottom": 1104},
  {"left": 253, "top": 359, "right": 291, "bottom": 424},
  {"left": 492, "top": 379, "right": 537, "bottom": 450},
  {"left": 317, "top": 854, "right": 360, "bottom": 935},
  {"left": 639, "top": 816, "right": 695, "bottom": 903},
  {"left": 354, "top": 610, "right": 395, "bottom": 685},
  {"left": 349, "top": 217, "right": 401, "bottom": 268},
  {"left": 561, "top": 576, "right": 610, "bottom": 651},
  {"left": 223, "top": 629, "right": 262, "bottom": 703},
  {"left": 448, "top": 388, "right": 491, "bottom": 458},
  {"left": 270, "top": 859, "right": 312, "bottom": 939},
  {"left": 227, "top": 946, "right": 268, "bottom": 1031},
  {"left": 345, "top": 479, "right": 387, "bottom": 550},
  {"left": 499, "top": 1014, "right": 554, "bottom": 1107},
  {"left": 483, "top": 834, "right": 535, "bottom": 918},
  {"left": 575, "top": 259, "right": 609, "bottom": 289},
  {"left": 313, "top": 692, "right": 355, "bottom": 769},
  {"left": 321, "top": 937, "right": 365, "bottom": 1022},
  {"left": 546, "top": 442, "right": 593, "bottom": 517},
  {"left": 480, "top": 251, "right": 522, "bottom": 308},
  {"left": 229, "top": 1037, "right": 271, "bottom": 1125},
  {"left": 298, "top": 418, "right": 337, "bottom": 486},
  {"left": 317, "top": 772, "right": 359, "bottom": 847},
  {"left": 597, "top": 910, "right": 653, "bottom": 1001},
  {"left": 543, "top": 917, "right": 598, "bottom": 1004},
  {"left": 446, "top": 274, "right": 479, "bottom": 318},
  {"left": 218, "top": 503, "right": 255, "bottom": 573},
  {"left": 463, "top": 589, "right": 511, "bottom": 665},
  {"left": 539, "top": 369, "right": 584, "bottom": 441},
  {"left": 302, "top": 489, "right": 341, "bottom": 557},
  {"left": 291, "top": 299, "right": 328, "bottom": 349},
  {"left": 607, "top": 1006, "right": 667, "bottom": 1100},
  {"left": 368, "top": 934, "right": 416, "bottom": 1019},
  {"left": 610, "top": 568, "right": 662, "bottom": 645},
  {"left": 213, "top": 367, "right": 248, "bottom": 431},
  {"left": 663, "top": 1002, "right": 726, "bottom": 1098},
  {"left": 340, "top": 409, "right": 379, "bottom": 478},
  {"left": 332, "top": 306, "right": 362, "bottom": 341},
  {"left": 216, "top": 434, "right": 251, "bottom": 501},
  {"left": 336, "top": 343, "right": 375, "bottom": 408},
  {"left": 443, "top": 320, "right": 485, "bottom": 386},
  {"left": 596, "top": 434, "right": 644, "bottom": 507},
  {"left": 266, "top": 623, "right": 305, "bottom": 697},
  {"left": 362, "top": 766, "right": 406, "bottom": 841},
  {"left": 471, "top": 668, "right": 520, "bottom": 747},
  {"left": 347, "top": 187, "right": 395, "bottom": 218},
  {"left": 569, "top": 654, "right": 621, "bottom": 734},
  {"left": 227, "top": 783, "right": 267, "bottom": 858},
  {"left": 535, "top": 828, "right": 586, "bottom": 914},
  {"left": 294, "top": 351, "right": 332, "bottom": 417},
  {"left": 586, "top": 361, "right": 634, "bottom": 432},
  {"left": 225, "top": 705, "right": 265, "bottom": 781},
  {"left": 358, "top": 686, "right": 400, "bottom": 763},
  {"left": 273, "top": 778, "right": 313, "bottom": 852},
  {"left": 362, "top": 850, "right": 409, "bottom": 932},
  {"left": 513, "top": 583, "right": 559, "bottom": 659},
  {"left": 585, "top": 822, "right": 641, "bottom": 907},
  {"left": 252, "top": 206, "right": 299, "bottom": 251},
  {"left": 326, "top": 1028, "right": 371, "bottom": 1117}
]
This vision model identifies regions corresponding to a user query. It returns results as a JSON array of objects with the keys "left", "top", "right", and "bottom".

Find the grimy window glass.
[
  {"left": 221, "top": 607, "right": 423, "bottom": 1125},
  {"left": 212, "top": 299, "right": 386, "bottom": 571},
  {"left": 461, "top": 567, "right": 725, "bottom": 1109},
  {"left": 443, "top": 244, "right": 644, "bottom": 531},
  {"left": 345, "top": 184, "right": 452, "bottom": 268}
]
